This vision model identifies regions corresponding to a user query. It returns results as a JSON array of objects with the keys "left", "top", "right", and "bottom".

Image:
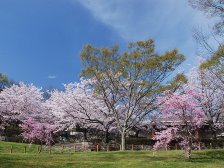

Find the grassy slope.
[{"left": 0, "top": 141, "right": 224, "bottom": 168}]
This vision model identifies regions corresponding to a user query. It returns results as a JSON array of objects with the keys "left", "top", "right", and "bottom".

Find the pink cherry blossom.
[
  {"left": 20, "top": 117, "right": 55, "bottom": 145},
  {"left": 153, "top": 89, "right": 205, "bottom": 158}
]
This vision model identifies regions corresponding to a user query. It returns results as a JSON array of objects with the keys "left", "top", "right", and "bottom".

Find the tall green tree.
[
  {"left": 200, "top": 45, "right": 224, "bottom": 88},
  {"left": 80, "top": 39, "right": 185, "bottom": 150},
  {"left": 0, "top": 73, "right": 10, "bottom": 92}
]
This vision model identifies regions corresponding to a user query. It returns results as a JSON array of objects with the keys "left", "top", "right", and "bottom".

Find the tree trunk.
[
  {"left": 104, "top": 130, "right": 109, "bottom": 144},
  {"left": 184, "top": 146, "right": 191, "bottom": 159},
  {"left": 184, "top": 138, "right": 192, "bottom": 159},
  {"left": 135, "top": 130, "right": 140, "bottom": 138},
  {"left": 211, "top": 129, "right": 217, "bottom": 148},
  {"left": 83, "top": 129, "right": 87, "bottom": 141},
  {"left": 121, "top": 133, "right": 126, "bottom": 151}
]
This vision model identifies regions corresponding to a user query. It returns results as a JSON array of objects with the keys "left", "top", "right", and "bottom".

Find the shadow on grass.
[{"left": 189, "top": 150, "right": 224, "bottom": 163}]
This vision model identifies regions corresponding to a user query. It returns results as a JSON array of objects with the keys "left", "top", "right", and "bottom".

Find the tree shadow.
[{"left": 189, "top": 150, "right": 224, "bottom": 163}]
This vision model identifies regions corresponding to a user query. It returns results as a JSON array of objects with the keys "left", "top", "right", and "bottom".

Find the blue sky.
[{"left": 0, "top": 0, "right": 212, "bottom": 88}]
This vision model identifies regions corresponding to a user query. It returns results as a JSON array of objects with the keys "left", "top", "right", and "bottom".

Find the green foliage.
[
  {"left": 81, "top": 39, "right": 185, "bottom": 83},
  {"left": 80, "top": 38, "right": 185, "bottom": 103},
  {"left": 165, "top": 73, "right": 188, "bottom": 92},
  {"left": 200, "top": 45, "right": 224, "bottom": 86},
  {"left": 80, "top": 39, "right": 185, "bottom": 150},
  {"left": 200, "top": 45, "right": 224, "bottom": 70},
  {"left": 0, "top": 73, "right": 10, "bottom": 91}
]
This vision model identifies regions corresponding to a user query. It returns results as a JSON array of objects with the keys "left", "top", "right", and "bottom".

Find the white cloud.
[
  {"left": 48, "top": 75, "right": 57, "bottom": 79},
  {"left": 76, "top": 0, "right": 210, "bottom": 42},
  {"left": 75, "top": 0, "right": 214, "bottom": 69}
]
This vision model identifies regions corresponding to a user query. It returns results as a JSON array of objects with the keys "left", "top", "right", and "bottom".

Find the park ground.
[{"left": 0, "top": 141, "right": 224, "bottom": 168}]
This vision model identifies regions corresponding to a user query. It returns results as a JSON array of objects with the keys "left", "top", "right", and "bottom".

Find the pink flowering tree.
[
  {"left": 153, "top": 90, "right": 205, "bottom": 158},
  {"left": 153, "top": 127, "right": 178, "bottom": 150},
  {"left": 20, "top": 117, "right": 55, "bottom": 145},
  {"left": 0, "top": 83, "right": 56, "bottom": 143}
]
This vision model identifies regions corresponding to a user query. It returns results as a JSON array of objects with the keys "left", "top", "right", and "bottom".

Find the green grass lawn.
[{"left": 0, "top": 141, "right": 224, "bottom": 168}]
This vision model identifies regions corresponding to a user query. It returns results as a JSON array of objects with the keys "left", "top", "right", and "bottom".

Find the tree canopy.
[
  {"left": 189, "top": 0, "right": 224, "bottom": 36},
  {"left": 0, "top": 73, "right": 10, "bottom": 92},
  {"left": 80, "top": 39, "right": 185, "bottom": 150}
]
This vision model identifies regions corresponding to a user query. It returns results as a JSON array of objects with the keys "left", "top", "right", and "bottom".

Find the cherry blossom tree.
[
  {"left": 189, "top": 0, "right": 224, "bottom": 35},
  {"left": 20, "top": 117, "right": 55, "bottom": 145},
  {"left": 153, "top": 90, "right": 205, "bottom": 158},
  {"left": 46, "top": 78, "right": 116, "bottom": 143},
  {"left": 0, "top": 83, "right": 47, "bottom": 127},
  {"left": 153, "top": 127, "right": 178, "bottom": 150},
  {"left": 187, "top": 66, "right": 224, "bottom": 141},
  {"left": 0, "top": 82, "right": 56, "bottom": 144}
]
